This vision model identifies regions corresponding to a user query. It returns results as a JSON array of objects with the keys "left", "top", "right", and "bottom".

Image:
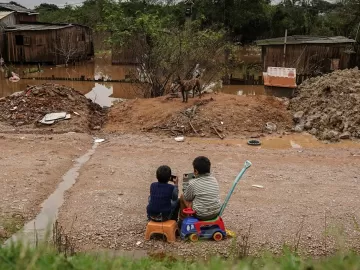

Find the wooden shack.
[
  {"left": 0, "top": 11, "right": 15, "bottom": 57},
  {"left": 0, "top": 3, "right": 38, "bottom": 23},
  {"left": 257, "top": 36, "right": 357, "bottom": 76},
  {"left": 4, "top": 23, "right": 94, "bottom": 65}
]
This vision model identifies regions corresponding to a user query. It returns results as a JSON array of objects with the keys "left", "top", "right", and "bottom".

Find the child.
[
  {"left": 179, "top": 156, "right": 221, "bottom": 224},
  {"left": 147, "top": 165, "right": 179, "bottom": 221}
]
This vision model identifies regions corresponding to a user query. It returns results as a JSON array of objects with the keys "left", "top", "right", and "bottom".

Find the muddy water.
[
  {"left": 0, "top": 58, "right": 143, "bottom": 106},
  {"left": 4, "top": 141, "right": 99, "bottom": 246},
  {"left": 190, "top": 134, "right": 360, "bottom": 150},
  {"left": 220, "top": 85, "right": 265, "bottom": 96}
]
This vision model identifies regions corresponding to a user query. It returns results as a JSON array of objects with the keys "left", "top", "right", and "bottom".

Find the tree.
[
  {"left": 52, "top": 31, "right": 86, "bottom": 66},
  {"left": 101, "top": 1, "right": 229, "bottom": 97}
]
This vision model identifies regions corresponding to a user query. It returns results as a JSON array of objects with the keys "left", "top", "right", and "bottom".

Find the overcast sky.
[
  {"left": 17, "top": 0, "right": 84, "bottom": 9},
  {"left": 19, "top": 0, "right": 332, "bottom": 9}
]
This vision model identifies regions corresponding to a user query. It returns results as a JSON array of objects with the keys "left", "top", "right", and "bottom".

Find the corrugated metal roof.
[
  {"left": 257, "top": 36, "right": 355, "bottom": 46},
  {"left": 0, "top": 10, "right": 12, "bottom": 19},
  {"left": 0, "top": 3, "right": 37, "bottom": 14},
  {"left": 4, "top": 23, "right": 73, "bottom": 31}
]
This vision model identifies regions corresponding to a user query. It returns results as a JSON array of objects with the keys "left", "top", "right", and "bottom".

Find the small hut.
[
  {"left": 4, "top": 22, "right": 94, "bottom": 65},
  {"left": 257, "top": 36, "right": 357, "bottom": 77}
]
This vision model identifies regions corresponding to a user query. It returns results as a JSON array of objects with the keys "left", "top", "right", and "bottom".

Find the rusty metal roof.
[
  {"left": 0, "top": 3, "right": 38, "bottom": 14},
  {"left": 257, "top": 36, "right": 355, "bottom": 46},
  {"left": 4, "top": 23, "right": 73, "bottom": 31}
]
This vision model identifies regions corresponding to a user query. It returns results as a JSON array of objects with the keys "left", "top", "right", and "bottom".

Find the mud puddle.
[
  {"left": 3, "top": 140, "right": 101, "bottom": 246},
  {"left": 189, "top": 134, "right": 360, "bottom": 150}
]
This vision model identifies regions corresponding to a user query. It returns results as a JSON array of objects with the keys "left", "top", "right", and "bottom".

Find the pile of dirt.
[
  {"left": 0, "top": 83, "right": 106, "bottom": 133},
  {"left": 289, "top": 68, "right": 360, "bottom": 141},
  {"left": 106, "top": 93, "right": 292, "bottom": 137}
]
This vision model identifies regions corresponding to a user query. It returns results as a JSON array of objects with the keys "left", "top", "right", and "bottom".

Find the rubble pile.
[
  {"left": 289, "top": 68, "right": 360, "bottom": 141},
  {"left": 0, "top": 83, "right": 106, "bottom": 132}
]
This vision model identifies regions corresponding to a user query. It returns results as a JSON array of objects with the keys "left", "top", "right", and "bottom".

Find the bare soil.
[
  {"left": 57, "top": 133, "right": 360, "bottom": 258},
  {"left": 106, "top": 93, "right": 292, "bottom": 137},
  {"left": 0, "top": 133, "right": 91, "bottom": 242}
]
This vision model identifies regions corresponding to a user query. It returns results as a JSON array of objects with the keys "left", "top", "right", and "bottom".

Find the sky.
[
  {"left": 18, "top": 0, "right": 82, "bottom": 9},
  {"left": 18, "top": 0, "right": 332, "bottom": 9}
]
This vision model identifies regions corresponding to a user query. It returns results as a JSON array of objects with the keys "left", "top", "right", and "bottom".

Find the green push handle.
[{"left": 219, "top": 160, "right": 252, "bottom": 217}]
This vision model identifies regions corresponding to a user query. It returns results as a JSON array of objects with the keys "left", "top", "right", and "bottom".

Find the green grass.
[
  {"left": 0, "top": 215, "right": 25, "bottom": 244},
  {"left": 0, "top": 243, "right": 360, "bottom": 270}
]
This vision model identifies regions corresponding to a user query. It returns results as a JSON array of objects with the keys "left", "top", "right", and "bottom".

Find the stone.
[
  {"left": 293, "top": 111, "right": 304, "bottom": 123},
  {"left": 264, "top": 122, "right": 277, "bottom": 133},
  {"left": 304, "top": 121, "right": 312, "bottom": 130},
  {"left": 309, "top": 128, "right": 317, "bottom": 135},
  {"left": 294, "top": 124, "right": 304, "bottom": 133}
]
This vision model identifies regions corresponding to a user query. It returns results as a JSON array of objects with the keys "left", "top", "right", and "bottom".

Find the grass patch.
[
  {"left": 0, "top": 214, "right": 25, "bottom": 244},
  {"left": 0, "top": 242, "right": 359, "bottom": 270}
]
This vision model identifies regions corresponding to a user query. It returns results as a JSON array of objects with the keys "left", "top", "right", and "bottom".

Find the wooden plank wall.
[
  {"left": 5, "top": 25, "right": 94, "bottom": 64},
  {"left": 263, "top": 43, "right": 355, "bottom": 74}
]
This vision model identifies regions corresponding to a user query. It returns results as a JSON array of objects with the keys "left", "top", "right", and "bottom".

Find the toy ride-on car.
[{"left": 180, "top": 208, "right": 226, "bottom": 242}]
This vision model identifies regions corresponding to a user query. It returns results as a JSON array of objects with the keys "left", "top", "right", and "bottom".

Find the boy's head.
[
  {"left": 156, "top": 165, "right": 172, "bottom": 183},
  {"left": 193, "top": 156, "right": 211, "bottom": 176}
]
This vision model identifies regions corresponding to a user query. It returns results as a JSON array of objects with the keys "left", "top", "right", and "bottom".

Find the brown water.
[
  {"left": 221, "top": 85, "right": 265, "bottom": 96},
  {"left": 0, "top": 58, "right": 143, "bottom": 106},
  {"left": 0, "top": 53, "right": 282, "bottom": 105}
]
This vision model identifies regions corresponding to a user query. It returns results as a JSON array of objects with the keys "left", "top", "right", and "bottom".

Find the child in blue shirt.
[{"left": 147, "top": 165, "right": 179, "bottom": 221}]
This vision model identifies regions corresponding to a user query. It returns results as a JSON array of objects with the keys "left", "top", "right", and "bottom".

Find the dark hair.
[
  {"left": 193, "top": 156, "right": 211, "bottom": 174},
  {"left": 156, "top": 165, "right": 172, "bottom": 183}
]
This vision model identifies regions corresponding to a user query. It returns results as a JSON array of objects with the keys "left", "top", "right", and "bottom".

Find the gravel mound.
[
  {"left": 0, "top": 83, "right": 106, "bottom": 133},
  {"left": 289, "top": 68, "right": 360, "bottom": 141}
]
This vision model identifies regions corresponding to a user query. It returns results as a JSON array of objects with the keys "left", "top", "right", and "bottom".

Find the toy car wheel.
[
  {"left": 213, "top": 232, "right": 223, "bottom": 241},
  {"left": 189, "top": 233, "right": 199, "bottom": 242}
]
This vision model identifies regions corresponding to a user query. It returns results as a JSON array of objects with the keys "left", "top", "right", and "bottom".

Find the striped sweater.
[{"left": 183, "top": 173, "right": 221, "bottom": 218}]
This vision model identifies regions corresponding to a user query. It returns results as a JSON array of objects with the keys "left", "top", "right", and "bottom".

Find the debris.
[
  {"left": 252, "top": 185, "right": 264, "bottom": 189},
  {"left": 290, "top": 141, "right": 302, "bottom": 149},
  {"left": 212, "top": 126, "right": 224, "bottom": 139},
  {"left": 247, "top": 139, "right": 261, "bottom": 146},
  {"left": 289, "top": 68, "right": 360, "bottom": 141},
  {"left": 44, "top": 112, "right": 67, "bottom": 121},
  {"left": 39, "top": 112, "right": 70, "bottom": 125},
  {"left": 264, "top": 122, "right": 277, "bottom": 133},
  {"left": 225, "top": 229, "right": 236, "bottom": 238},
  {"left": 136, "top": 241, "right": 142, "bottom": 246},
  {"left": 0, "top": 83, "right": 106, "bottom": 132},
  {"left": 94, "top": 138, "right": 105, "bottom": 143},
  {"left": 189, "top": 121, "right": 199, "bottom": 135},
  {"left": 175, "top": 136, "right": 185, "bottom": 142},
  {"left": 73, "top": 111, "right": 80, "bottom": 116}
]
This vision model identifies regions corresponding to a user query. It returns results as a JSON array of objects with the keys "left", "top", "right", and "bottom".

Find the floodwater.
[
  {"left": 4, "top": 140, "right": 99, "bottom": 246},
  {"left": 0, "top": 58, "right": 143, "bottom": 107},
  {"left": 220, "top": 85, "right": 265, "bottom": 96},
  {"left": 0, "top": 55, "right": 269, "bottom": 106}
]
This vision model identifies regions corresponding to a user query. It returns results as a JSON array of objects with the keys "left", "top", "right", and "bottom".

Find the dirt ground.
[
  {"left": 106, "top": 93, "right": 292, "bottom": 137},
  {"left": 0, "top": 133, "right": 92, "bottom": 241},
  {"left": 56, "top": 133, "right": 360, "bottom": 258}
]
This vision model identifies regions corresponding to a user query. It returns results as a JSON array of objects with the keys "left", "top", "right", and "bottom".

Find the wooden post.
[
  {"left": 356, "top": 22, "right": 360, "bottom": 42},
  {"left": 283, "top": 29, "right": 288, "bottom": 67}
]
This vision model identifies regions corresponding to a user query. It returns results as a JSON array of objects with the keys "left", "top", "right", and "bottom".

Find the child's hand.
[{"left": 173, "top": 176, "right": 179, "bottom": 185}]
